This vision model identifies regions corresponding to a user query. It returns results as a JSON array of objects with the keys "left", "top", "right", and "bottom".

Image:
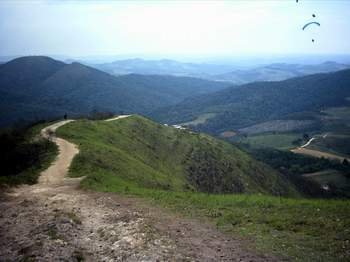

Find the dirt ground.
[{"left": 0, "top": 119, "right": 277, "bottom": 261}]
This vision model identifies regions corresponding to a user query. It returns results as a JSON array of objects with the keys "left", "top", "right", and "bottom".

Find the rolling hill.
[
  {"left": 93, "top": 58, "right": 349, "bottom": 84},
  {"left": 4, "top": 115, "right": 349, "bottom": 261},
  {"left": 93, "top": 58, "right": 235, "bottom": 78},
  {"left": 212, "top": 61, "right": 350, "bottom": 84},
  {"left": 152, "top": 69, "right": 350, "bottom": 134},
  {"left": 0, "top": 56, "right": 230, "bottom": 127},
  {"left": 56, "top": 115, "right": 298, "bottom": 196}
]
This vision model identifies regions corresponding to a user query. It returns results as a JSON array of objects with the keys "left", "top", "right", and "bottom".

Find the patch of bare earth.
[{"left": 0, "top": 119, "right": 276, "bottom": 261}]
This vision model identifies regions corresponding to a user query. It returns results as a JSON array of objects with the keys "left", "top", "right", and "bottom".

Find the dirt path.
[
  {"left": 291, "top": 147, "right": 350, "bottom": 162},
  {"left": 105, "top": 115, "right": 131, "bottom": 122},
  {"left": 300, "top": 137, "right": 315, "bottom": 148},
  {"left": 0, "top": 119, "right": 275, "bottom": 261},
  {"left": 291, "top": 133, "right": 349, "bottom": 162},
  {"left": 39, "top": 120, "right": 79, "bottom": 186}
]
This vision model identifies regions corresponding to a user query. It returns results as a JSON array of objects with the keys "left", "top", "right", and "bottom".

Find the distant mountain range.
[
  {"left": 2, "top": 56, "right": 350, "bottom": 131},
  {"left": 211, "top": 61, "right": 350, "bottom": 85},
  {"left": 93, "top": 58, "right": 235, "bottom": 78},
  {"left": 93, "top": 58, "right": 350, "bottom": 85},
  {"left": 152, "top": 69, "right": 350, "bottom": 134},
  {"left": 0, "top": 56, "right": 230, "bottom": 127}
]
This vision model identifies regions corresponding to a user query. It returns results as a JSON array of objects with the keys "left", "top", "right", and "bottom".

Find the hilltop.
[
  {"left": 1, "top": 116, "right": 349, "bottom": 261},
  {"left": 55, "top": 116, "right": 350, "bottom": 261},
  {"left": 56, "top": 115, "right": 298, "bottom": 196},
  {"left": 0, "top": 56, "right": 230, "bottom": 127}
]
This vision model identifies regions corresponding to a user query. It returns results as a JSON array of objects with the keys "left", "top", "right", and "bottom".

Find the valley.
[
  {"left": 2, "top": 116, "right": 349, "bottom": 261},
  {"left": 2, "top": 1, "right": 350, "bottom": 261}
]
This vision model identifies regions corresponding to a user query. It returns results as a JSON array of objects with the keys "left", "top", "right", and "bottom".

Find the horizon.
[{"left": 2, "top": 53, "right": 350, "bottom": 67}]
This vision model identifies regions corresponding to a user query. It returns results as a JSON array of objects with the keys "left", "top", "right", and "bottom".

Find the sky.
[{"left": 0, "top": 0, "right": 350, "bottom": 60}]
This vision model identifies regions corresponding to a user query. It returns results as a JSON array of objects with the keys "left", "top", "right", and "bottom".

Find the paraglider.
[
  {"left": 296, "top": 0, "right": 320, "bottom": 43},
  {"left": 302, "top": 21, "right": 320, "bottom": 31}
]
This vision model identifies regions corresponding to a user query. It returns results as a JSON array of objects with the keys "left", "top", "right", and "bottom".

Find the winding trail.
[
  {"left": 0, "top": 116, "right": 275, "bottom": 261},
  {"left": 300, "top": 137, "right": 315, "bottom": 148},
  {"left": 105, "top": 115, "right": 131, "bottom": 122},
  {"left": 38, "top": 120, "right": 79, "bottom": 186}
]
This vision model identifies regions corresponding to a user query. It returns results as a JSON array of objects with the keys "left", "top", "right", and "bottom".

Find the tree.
[{"left": 303, "top": 133, "right": 310, "bottom": 141}]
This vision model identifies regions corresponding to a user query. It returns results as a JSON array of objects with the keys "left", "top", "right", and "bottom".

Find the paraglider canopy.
[{"left": 302, "top": 21, "right": 320, "bottom": 30}]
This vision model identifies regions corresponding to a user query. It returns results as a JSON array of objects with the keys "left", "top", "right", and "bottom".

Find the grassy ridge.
[
  {"left": 56, "top": 116, "right": 350, "bottom": 261},
  {"left": 57, "top": 115, "right": 297, "bottom": 195}
]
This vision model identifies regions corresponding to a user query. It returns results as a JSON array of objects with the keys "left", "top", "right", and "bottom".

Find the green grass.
[
  {"left": 57, "top": 115, "right": 297, "bottom": 196},
  {"left": 80, "top": 179, "right": 350, "bottom": 261},
  {"left": 237, "top": 133, "right": 302, "bottom": 150},
  {"left": 55, "top": 116, "right": 350, "bottom": 261}
]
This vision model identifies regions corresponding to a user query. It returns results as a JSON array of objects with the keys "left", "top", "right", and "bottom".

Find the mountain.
[
  {"left": 0, "top": 56, "right": 230, "bottom": 127},
  {"left": 93, "top": 58, "right": 349, "bottom": 85},
  {"left": 211, "top": 61, "right": 350, "bottom": 84},
  {"left": 57, "top": 115, "right": 298, "bottom": 196},
  {"left": 93, "top": 58, "right": 235, "bottom": 78},
  {"left": 152, "top": 69, "right": 350, "bottom": 134}
]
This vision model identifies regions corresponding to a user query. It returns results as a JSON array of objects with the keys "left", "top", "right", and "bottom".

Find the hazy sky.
[{"left": 1, "top": 0, "right": 349, "bottom": 59}]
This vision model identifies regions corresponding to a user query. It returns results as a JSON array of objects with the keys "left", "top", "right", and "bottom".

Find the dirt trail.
[
  {"left": 0, "top": 118, "right": 275, "bottom": 261},
  {"left": 291, "top": 133, "right": 349, "bottom": 162},
  {"left": 291, "top": 147, "right": 350, "bottom": 162},
  {"left": 39, "top": 120, "right": 79, "bottom": 186},
  {"left": 105, "top": 115, "right": 131, "bottom": 122}
]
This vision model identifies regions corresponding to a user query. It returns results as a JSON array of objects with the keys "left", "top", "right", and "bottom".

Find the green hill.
[
  {"left": 0, "top": 56, "right": 230, "bottom": 127},
  {"left": 152, "top": 69, "right": 350, "bottom": 134},
  {"left": 212, "top": 61, "right": 350, "bottom": 84},
  {"left": 56, "top": 115, "right": 298, "bottom": 196},
  {"left": 54, "top": 115, "right": 350, "bottom": 261}
]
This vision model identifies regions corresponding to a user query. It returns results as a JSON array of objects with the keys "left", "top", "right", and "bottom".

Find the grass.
[
  {"left": 236, "top": 133, "right": 302, "bottom": 150},
  {"left": 57, "top": 115, "right": 297, "bottom": 196},
  {"left": 81, "top": 180, "right": 350, "bottom": 261},
  {"left": 55, "top": 116, "right": 350, "bottom": 261}
]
